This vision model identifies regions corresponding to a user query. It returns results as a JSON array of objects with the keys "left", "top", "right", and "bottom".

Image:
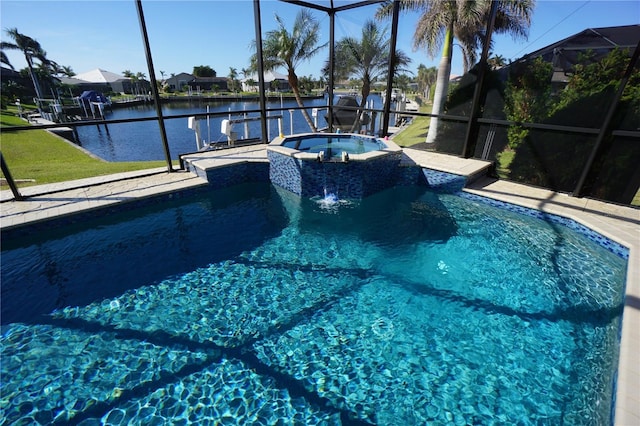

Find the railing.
[{"left": 2, "top": 94, "right": 638, "bottom": 204}]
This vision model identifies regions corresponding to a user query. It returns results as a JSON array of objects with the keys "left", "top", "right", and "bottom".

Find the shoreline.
[{"left": 110, "top": 93, "right": 327, "bottom": 108}]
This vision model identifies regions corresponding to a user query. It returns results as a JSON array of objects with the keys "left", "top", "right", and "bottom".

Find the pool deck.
[{"left": 1, "top": 145, "right": 638, "bottom": 424}]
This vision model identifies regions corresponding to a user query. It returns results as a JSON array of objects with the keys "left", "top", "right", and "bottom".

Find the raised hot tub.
[{"left": 267, "top": 133, "right": 403, "bottom": 199}]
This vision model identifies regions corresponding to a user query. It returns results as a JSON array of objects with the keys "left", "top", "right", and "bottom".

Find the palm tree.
[
  {"left": 123, "top": 70, "right": 136, "bottom": 94},
  {"left": 488, "top": 54, "right": 508, "bottom": 70},
  {"left": 228, "top": 67, "right": 239, "bottom": 92},
  {"left": 57, "top": 65, "right": 75, "bottom": 77},
  {"left": 417, "top": 63, "right": 437, "bottom": 101},
  {"left": 377, "top": 0, "right": 533, "bottom": 143},
  {"left": 35, "top": 61, "right": 63, "bottom": 99},
  {"left": 1, "top": 28, "right": 52, "bottom": 100},
  {"left": 334, "top": 19, "right": 411, "bottom": 131},
  {"left": 1, "top": 51, "right": 14, "bottom": 70},
  {"left": 252, "top": 9, "right": 327, "bottom": 132}
]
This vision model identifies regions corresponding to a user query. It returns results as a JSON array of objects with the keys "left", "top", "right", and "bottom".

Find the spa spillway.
[{"left": 267, "top": 133, "right": 404, "bottom": 199}]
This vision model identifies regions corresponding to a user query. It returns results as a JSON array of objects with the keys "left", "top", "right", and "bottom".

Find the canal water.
[{"left": 74, "top": 95, "right": 385, "bottom": 162}]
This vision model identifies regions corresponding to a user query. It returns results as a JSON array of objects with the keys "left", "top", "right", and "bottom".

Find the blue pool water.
[
  {"left": 0, "top": 183, "right": 627, "bottom": 425},
  {"left": 281, "top": 135, "right": 387, "bottom": 158}
]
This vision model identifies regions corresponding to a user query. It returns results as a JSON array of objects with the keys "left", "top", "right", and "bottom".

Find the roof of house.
[
  {"left": 58, "top": 76, "right": 92, "bottom": 85},
  {"left": 514, "top": 24, "right": 639, "bottom": 71},
  {"left": 166, "top": 72, "right": 194, "bottom": 80},
  {"left": 74, "top": 68, "right": 127, "bottom": 83}
]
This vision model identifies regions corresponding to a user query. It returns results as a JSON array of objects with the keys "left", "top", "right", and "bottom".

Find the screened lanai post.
[
  {"left": 572, "top": 41, "right": 640, "bottom": 198},
  {"left": 328, "top": 9, "right": 336, "bottom": 130},
  {"left": 461, "top": 0, "right": 498, "bottom": 159},
  {"left": 253, "top": 0, "right": 268, "bottom": 142},
  {"left": 380, "top": 0, "right": 400, "bottom": 137},
  {"left": 1, "top": 152, "right": 24, "bottom": 201},
  {"left": 135, "top": 0, "right": 173, "bottom": 172}
]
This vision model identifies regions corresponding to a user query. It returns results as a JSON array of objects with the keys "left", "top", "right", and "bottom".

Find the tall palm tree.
[
  {"left": 334, "top": 19, "right": 411, "bottom": 131},
  {"left": 1, "top": 28, "right": 52, "bottom": 100},
  {"left": 377, "top": 0, "right": 533, "bottom": 143},
  {"left": 252, "top": 9, "right": 327, "bottom": 132}
]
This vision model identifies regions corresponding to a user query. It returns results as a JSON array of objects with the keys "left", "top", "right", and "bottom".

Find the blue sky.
[{"left": 1, "top": 0, "right": 638, "bottom": 80}]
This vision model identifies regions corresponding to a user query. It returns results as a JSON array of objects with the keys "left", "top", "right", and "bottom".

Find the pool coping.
[{"left": 1, "top": 145, "right": 638, "bottom": 424}]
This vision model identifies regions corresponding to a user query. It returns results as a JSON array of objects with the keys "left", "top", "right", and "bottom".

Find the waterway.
[{"left": 74, "top": 95, "right": 385, "bottom": 162}]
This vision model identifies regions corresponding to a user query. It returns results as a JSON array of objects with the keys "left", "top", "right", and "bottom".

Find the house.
[
  {"left": 58, "top": 75, "right": 110, "bottom": 96},
  {"left": 511, "top": 24, "right": 639, "bottom": 84},
  {"left": 242, "top": 71, "right": 290, "bottom": 92},
  {"left": 164, "top": 72, "right": 193, "bottom": 92},
  {"left": 73, "top": 68, "right": 133, "bottom": 94},
  {"left": 187, "top": 76, "right": 229, "bottom": 92}
]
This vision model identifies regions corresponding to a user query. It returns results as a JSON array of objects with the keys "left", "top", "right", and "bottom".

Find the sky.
[{"left": 1, "top": 0, "right": 638, "bottom": 81}]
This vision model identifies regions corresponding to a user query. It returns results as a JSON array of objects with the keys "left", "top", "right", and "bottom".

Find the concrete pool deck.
[{"left": 1, "top": 145, "right": 638, "bottom": 424}]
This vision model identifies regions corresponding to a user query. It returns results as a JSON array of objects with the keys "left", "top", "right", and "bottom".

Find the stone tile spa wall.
[{"left": 267, "top": 150, "right": 403, "bottom": 199}]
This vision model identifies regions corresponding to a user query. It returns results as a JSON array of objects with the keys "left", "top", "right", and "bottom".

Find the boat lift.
[{"left": 188, "top": 108, "right": 285, "bottom": 151}]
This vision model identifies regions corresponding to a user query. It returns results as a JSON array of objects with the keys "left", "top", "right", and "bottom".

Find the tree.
[
  {"left": 553, "top": 48, "right": 639, "bottom": 114},
  {"left": 417, "top": 63, "right": 437, "bottom": 101},
  {"left": 122, "top": 70, "right": 136, "bottom": 94},
  {"left": 122, "top": 70, "right": 148, "bottom": 95},
  {"left": 334, "top": 19, "right": 411, "bottom": 131},
  {"left": 56, "top": 65, "right": 75, "bottom": 77},
  {"left": 246, "top": 78, "right": 257, "bottom": 92},
  {"left": 193, "top": 65, "right": 216, "bottom": 77},
  {"left": 394, "top": 73, "right": 413, "bottom": 94},
  {"left": 377, "top": 0, "right": 533, "bottom": 144},
  {"left": 252, "top": 9, "right": 327, "bottom": 132},
  {"left": 1, "top": 51, "right": 14, "bottom": 70},
  {"left": 228, "top": 67, "right": 239, "bottom": 92},
  {"left": 488, "top": 54, "right": 507, "bottom": 70},
  {"left": 35, "top": 61, "right": 61, "bottom": 99},
  {"left": 1, "top": 28, "right": 55, "bottom": 100},
  {"left": 504, "top": 57, "right": 553, "bottom": 149}
]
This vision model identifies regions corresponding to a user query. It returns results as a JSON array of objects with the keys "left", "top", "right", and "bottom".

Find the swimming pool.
[{"left": 0, "top": 182, "right": 628, "bottom": 424}]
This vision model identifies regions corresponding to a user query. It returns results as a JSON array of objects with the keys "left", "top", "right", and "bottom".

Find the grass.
[
  {"left": 389, "top": 102, "right": 432, "bottom": 148},
  {"left": 0, "top": 108, "right": 170, "bottom": 188},
  {"left": 495, "top": 149, "right": 515, "bottom": 179}
]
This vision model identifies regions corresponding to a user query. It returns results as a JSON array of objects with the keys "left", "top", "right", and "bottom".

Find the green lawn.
[
  {"left": 389, "top": 102, "right": 432, "bottom": 147},
  {"left": 1, "top": 109, "right": 170, "bottom": 188}
]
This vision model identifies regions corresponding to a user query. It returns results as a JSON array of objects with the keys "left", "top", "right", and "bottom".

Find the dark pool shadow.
[
  {"left": 391, "top": 273, "right": 624, "bottom": 328},
  {"left": 42, "top": 312, "right": 372, "bottom": 426}
]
